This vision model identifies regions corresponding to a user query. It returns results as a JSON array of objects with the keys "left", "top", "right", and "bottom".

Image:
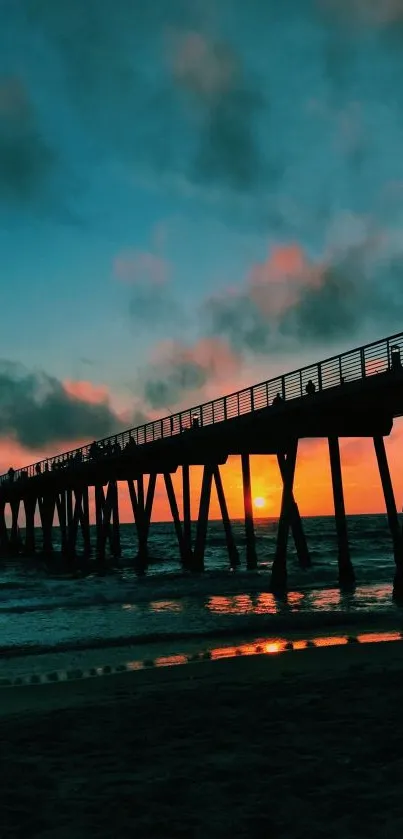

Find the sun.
[{"left": 253, "top": 496, "right": 266, "bottom": 510}]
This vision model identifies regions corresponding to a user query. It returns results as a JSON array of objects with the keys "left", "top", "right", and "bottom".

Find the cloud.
[
  {"left": 204, "top": 224, "right": 403, "bottom": 356},
  {"left": 0, "top": 76, "right": 54, "bottom": 203},
  {"left": 319, "top": 0, "right": 403, "bottom": 25},
  {"left": 171, "top": 31, "right": 266, "bottom": 190},
  {"left": 63, "top": 380, "right": 112, "bottom": 405},
  {"left": 114, "top": 251, "right": 169, "bottom": 285},
  {"left": 128, "top": 284, "right": 182, "bottom": 333},
  {"left": 141, "top": 338, "right": 241, "bottom": 410},
  {"left": 0, "top": 362, "right": 123, "bottom": 449},
  {"left": 25, "top": 3, "right": 268, "bottom": 195}
]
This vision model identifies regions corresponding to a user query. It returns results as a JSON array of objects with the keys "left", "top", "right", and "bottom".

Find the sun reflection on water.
[{"left": 149, "top": 600, "right": 184, "bottom": 613}]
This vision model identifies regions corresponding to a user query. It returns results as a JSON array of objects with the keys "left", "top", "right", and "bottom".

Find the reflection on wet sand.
[
  {"left": 124, "top": 628, "right": 403, "bottom": 674},
  {"left": 357, "top": 630, "right": 402, "bottom": 644}
]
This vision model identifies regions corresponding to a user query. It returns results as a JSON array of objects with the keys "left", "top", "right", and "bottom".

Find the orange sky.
[
  {"left": 113, "top": 417, "right": 403, "bottom": 523},
  {"left": 2, "top": 415, "right": 403, "bottom": 528}
]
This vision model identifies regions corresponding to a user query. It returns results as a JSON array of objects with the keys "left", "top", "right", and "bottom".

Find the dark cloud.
[
  {"left": 128, "top": 285, "right": 183, "bottom": 333},
  {"left": 0, "top": 362, "right": 122, "bottom": 449},
  {"left": 143, "top": 359, "right": 208, "bottom": 410},
  {"left": 173, "top": 34, "right": 266, "bottom": 190},
  {"left": 204, "top": 237, "right": 403, "bottom": 356},
  {"left": 23, "top": 2, "right": 268, "bottom": 193},
  {"left": 0, "top": 77, "right": 54, "bottom": 204},
  {"left": 139, "top": 338, "right": 239, "bottom": 410}
]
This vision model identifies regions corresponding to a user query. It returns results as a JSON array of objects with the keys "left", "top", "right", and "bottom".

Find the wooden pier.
[{"left": 1, "top": 331, "right": 403, "bottom": 596}]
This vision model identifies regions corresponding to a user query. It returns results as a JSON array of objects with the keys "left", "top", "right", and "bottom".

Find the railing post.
[
  {"left": 318, "top": 363, "right": 322, "bottom": 391},
  {"left": 360, "top": 347, "right": 366, "bottom": 378},
  {"left": 281, "top": 376, "right": 286, "bottom": 400}
]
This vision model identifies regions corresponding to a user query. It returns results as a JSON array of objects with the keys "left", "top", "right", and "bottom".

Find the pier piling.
[
  {"left": 271, "top": 441, "right": 298, "bottom": 593},
  {"left": 373, "top": 435, "right": 403, "bottom": 598},
  {"left": 328, "top": 436, "right": 356, "bottom": 589},
  {"left": 241, "top": 453, "right": 258, "bottom": 570}
]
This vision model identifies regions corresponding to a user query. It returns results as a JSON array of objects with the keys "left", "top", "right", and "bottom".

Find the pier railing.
[{"left": 1, "top": 330, "right": 403, "bottom": 485}]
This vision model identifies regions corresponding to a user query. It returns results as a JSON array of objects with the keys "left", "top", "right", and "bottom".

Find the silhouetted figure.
[
  {"left": 305, "top": 379, "right": 316, "bottom": 396},
  {"left": 8, "top": 467, "right": 15, "bottom": 483},
  {"left": 273, "top": 392, "right": 283, "bottom": 405},
  {"left": 89, "top": 441, "right": 98, "bottom": 460},
  {"left": 192, "top": 415, "right": 200, "bottom": 429},
  {"left": 125, "top": 435, "right": 137, "bottom": 453},
  {"left": 44, "top": 462, "right": 49, "bottom": 472},
  {"left": 391, "top": 345, "right": 402, "bottom": 372},
  {"left": 35, "top": 463, "right": 41, "bottom": 475}
]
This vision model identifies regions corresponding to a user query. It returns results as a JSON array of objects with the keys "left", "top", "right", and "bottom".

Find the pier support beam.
[
  {"left": 241, "top": 453, "right": 258, "bottom": 569},
  {"left": 164, "top": 473, "right": 187, "bottom": 566},
  {"left": 56, "top": 492, "right": 68, "bottom": 558},
  {"left": 95, "top": 484, "right": 106, "bottom": 565},
  {"left": 328, "top": 436, "right": 356, "bottom": 589},
  {"left": 94, "top": 481, "right": 121, "bottom": 565},
  {"left": 271, "top": 441, "right": 298, "bottom": 593},
  {"left": 128, "top": 474, "right": 156, "bottom": 574},
  {"left": 64, "top": 488, "right": 91, "bottom": 560},
  {"left": 373, "top": 435, "right": 403, "bottom": 598},
  {"left": 81, "top": 486, "right": 91, "bottom": 557},
  {"left": 9, "top": 498, "right": 20, "bottom": 554},
  {"left": 193, "top": 465, "right": 213, "bottom": 572},
  {"left": 23, "top": 495, "right": 36, "bottom": 555},
  {"left": 39, "top": 494, "right": 55, "bottom": 555},
  {"left": 182, "top": 464, "right": 193, "bottom": 567},
  {"left": 213, "top": 466, "right": 240, "bottom": 568},
  {"left": 277, "top": 452, "right": 311, "bottom": 569},
  {"left": 110, "top": 481, "right": 121, "bottom": 559},
  {"left": 0, "top": 501, "right": 9, "bottom": 556}
]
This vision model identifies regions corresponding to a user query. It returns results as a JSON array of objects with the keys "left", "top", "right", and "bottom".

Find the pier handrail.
[{"left": 1, "top": 330, "right": 402, "bottom": 484}]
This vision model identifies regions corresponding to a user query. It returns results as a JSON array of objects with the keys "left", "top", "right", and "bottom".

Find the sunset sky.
[{"left": 2, "top": 0, "right": 403, "bottom": 522}]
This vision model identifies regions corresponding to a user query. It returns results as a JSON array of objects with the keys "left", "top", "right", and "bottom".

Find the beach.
[
  {"left": 1, "top": 514, "right": 403, "bottom": 836},
  {"left": 1, "top": 638, "right": 403, "bottom": 838}
]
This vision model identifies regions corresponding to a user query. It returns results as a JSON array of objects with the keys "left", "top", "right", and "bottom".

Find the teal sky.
[{"left": 2, "top": 0, "right": 403, "bottom": 458}]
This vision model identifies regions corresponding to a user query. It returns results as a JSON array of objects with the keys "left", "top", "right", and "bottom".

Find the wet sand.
[{"left": 1, "top": 640, "right": 403, "bottom": 837}]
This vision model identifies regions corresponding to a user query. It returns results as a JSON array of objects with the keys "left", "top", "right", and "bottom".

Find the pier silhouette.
[{"left": 2, "top": 331, "right": 403, "bottom": 596}]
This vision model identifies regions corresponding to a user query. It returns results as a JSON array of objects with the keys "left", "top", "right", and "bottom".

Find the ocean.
[{"left": 1, "top": 514, "right": 402, "bottom": 660}]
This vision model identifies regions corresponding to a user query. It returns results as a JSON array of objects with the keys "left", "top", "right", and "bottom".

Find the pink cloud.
[
  {"left": 114, "top": 251, "right": 169, "bottom": 285},
  {"left": 150, "top": 337, "right": 241, "bottom": 383},
  {"left": 63, "top": 379, "right": 112, "bottom": 405},
  {"left": 248, "top": 243, "right": 324, "bottom": 317}
]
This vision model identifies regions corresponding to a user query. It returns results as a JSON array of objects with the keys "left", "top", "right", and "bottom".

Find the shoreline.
[
  {"left": 2, "top": 631, "right": 403, "bottom": 835},
  {"left": 2, "top": 632, "right": 403, "bottom": 716},
  {"left": 1, "top": 606, "right": 402, "bottom": 662},
  {"left": 1, "top": 617, "right": 403, "bottom": 688}
]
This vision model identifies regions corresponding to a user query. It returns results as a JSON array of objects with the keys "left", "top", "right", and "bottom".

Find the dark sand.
[{"left": 1, "top": 641, "right": 403, "bottom": 838}]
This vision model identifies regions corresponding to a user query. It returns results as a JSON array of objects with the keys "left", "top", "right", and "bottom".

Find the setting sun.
[{"left": 253, "top": 496, "right": 266, "bottom": 510}]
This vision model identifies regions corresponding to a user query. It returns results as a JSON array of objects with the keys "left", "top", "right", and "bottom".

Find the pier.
[{"left": 1, "top": 331, "right": 403, "bottom": 595}]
